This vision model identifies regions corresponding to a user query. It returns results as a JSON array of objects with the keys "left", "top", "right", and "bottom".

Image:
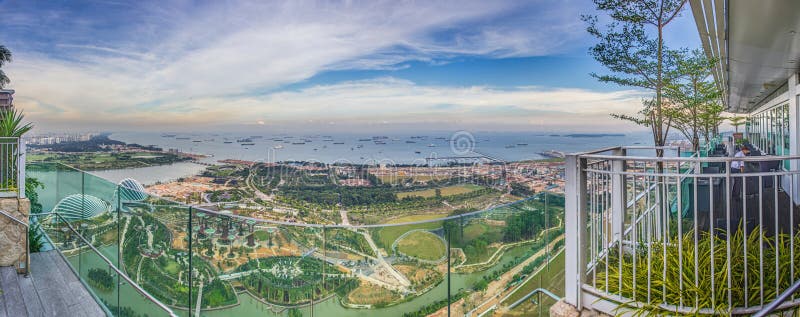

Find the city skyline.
[{"left": 1, "top": 0, "right": 700, "bottom": 132}]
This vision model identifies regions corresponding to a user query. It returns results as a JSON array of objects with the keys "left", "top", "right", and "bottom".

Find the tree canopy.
[
  {"left": 584, "top": 0, "right": 688, "bottom": 154},
  {"left": 0, "top": 45, "right": 10, "bottom": 88}
]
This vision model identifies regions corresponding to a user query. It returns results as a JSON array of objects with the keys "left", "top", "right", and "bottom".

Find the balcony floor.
[{"left": 0, "top": 250, "right": 105, "bottom": 317}]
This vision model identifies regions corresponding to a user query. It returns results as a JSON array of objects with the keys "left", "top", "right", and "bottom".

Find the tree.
[
  {"left": 584, "top": 0, "right": 688, "bottom": 155},
  {"left": 728, "top": 116, "right": 747, "bottom": 133},
  {"left": 0, "top": 45, "right": 11, "bottom": 88},
  {"left": 664, "top": 49, "right": 722, "bottom": 151}
]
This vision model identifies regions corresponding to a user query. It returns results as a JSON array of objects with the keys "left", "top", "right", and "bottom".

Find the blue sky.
[{"left": 0, "top": 0, "right": 701, "bottom": 132}]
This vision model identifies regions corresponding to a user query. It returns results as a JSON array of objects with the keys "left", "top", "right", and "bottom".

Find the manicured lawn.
[
  {"left": 374, "top": 214, "right": 447, "bottom": 249},
  {"left": 253, "top": 230, "right": 273, "bottom": 241},
  {"left": 396, "top": 184, "right": 483, "bottom": 199},
  {"left": 396, "top": 231, "right": 446, "bottom": 261}
]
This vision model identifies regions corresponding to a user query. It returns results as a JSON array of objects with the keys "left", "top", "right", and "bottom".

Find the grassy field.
[
  {"left": 396, "top": 231, "right": 446, "bottom": 261},
  {"left": 377, "top": 175, "right": 452, "bottom": 184},
  {"left": 375, "top": 214, "right": 447, "bottom": 249},
  {"left": 501, "top": 249, "right": 565, "bottom": 316},
  {"left": 396, "top": 184, "right": 483, "bottom": 199},
  {"left": 28, "top": 151, "right": 187, "bottom": 170}
]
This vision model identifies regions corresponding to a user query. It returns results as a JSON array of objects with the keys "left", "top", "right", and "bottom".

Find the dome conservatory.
[
  {"left": 117, "top": 178, "right": 147, "bottom": 202},
  {"left": 53, "top": 194, "right": 111, "bottom": 221}
]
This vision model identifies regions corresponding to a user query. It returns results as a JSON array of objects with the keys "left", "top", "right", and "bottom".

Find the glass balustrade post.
[
  {"left": 116, "top": 184, "right": 122, "bottom": 317},
  {"left": 446, "top": 225, "right": 451, "bottom": 317},
  {"left": 188, "top": 206, "right": 194, "bottom": 315}
]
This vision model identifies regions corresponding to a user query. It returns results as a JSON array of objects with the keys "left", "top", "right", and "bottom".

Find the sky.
[{"left": 0, "top": 0, "right": 702, "bottom": 133}]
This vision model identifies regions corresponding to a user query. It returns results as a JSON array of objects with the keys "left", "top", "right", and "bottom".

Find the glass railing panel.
[
  {"left": 72, "top": 233, "right": 118, "bottom": 316},
  {"left": 30, "top": 161, "right": 570, "bottom": 316},
  {"left": 187, "top": 208, "right": 238, "bottom": 316},
  {"left": 120, "top": 189, "right": 191, "bottom": 316}
]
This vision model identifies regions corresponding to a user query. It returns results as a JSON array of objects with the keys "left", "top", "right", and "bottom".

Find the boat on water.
[
  {"left": 176, "top": 137, "right": 190, "bottom": 140},
  {"left": 374, "top": 141, "right": 386, "bottom": 145},
  {"left": 427, "top": 144, "right": 436, "bottom": 147},
  {"left": 358, "top": 138, "right": 371, "bottom": 142},
  {"left": 505, "top": 145, "right": 516, "bottom": 148},
  {"left": 291, "top": 142, "right": 306, "bottom": 145},
  {"left": 273, "top": 145, "right": 283, "bottom": 149},
  {"left": 406, "top": 140, "right": 416, "bottom": 143},
  {"left": 237, "top": 138, "right": 253, "bottom": 143},
  {"left": 517, "top": 143, "right": 528, "bottom": 146},
  {"left": 356, "top": 144, "right": 364, "bottom": 148},
  {"left": 161, "top": 133, "right": 177, "bottom": 137},
  {"left": 192, "top": 140, "right": 202, "bottom": 143},
  {"left": 240, "top": 143, "right": 255, "bottom": 146},
  {"left": 414, "top": 151, "right": 421, "bottom": 154},
  {"left": 223, "top": 141, "right": 233, "bottom": 144},
  {"left": 333, "top": 142, "right": 345, "bottom": 144}
]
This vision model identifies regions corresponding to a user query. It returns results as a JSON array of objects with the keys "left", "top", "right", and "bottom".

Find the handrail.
[
  {"left": 50, "top": 212, "right": 178, "bottom": 317},
  {"left": 752, "top": 279, "right": 800, "bottom": 317},
  {"left": 507, "top": 288, "right": 561, "bottom": 309},
  {"left": 0, "top": 208, "right": 29, "bottom": 275}
]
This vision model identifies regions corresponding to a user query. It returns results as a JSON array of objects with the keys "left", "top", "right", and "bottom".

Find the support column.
[
  {"left": 611, "top": 149, "right": 627, "bottom": 244},
  {"left": 788, "top": 74, "right": 800, "bottom": 200},
  {"left": 564, "top": 154, "right": 587, "bottom": 309}
]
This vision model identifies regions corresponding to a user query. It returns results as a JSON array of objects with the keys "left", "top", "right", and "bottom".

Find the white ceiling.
[{"left": 692, "top": 0, "right": 800, "bottom": 113}]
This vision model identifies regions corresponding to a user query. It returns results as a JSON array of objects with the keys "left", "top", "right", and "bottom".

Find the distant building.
[{"left": 0, "top": 89, "right": 13, "bottom": 108}]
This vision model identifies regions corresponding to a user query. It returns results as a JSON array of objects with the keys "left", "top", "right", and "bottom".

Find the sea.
[{"left": 98, "top": 130, "right": 664, "bottom": 184}]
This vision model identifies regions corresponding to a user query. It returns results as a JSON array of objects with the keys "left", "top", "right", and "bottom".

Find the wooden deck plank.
[
  {"left": 0, "top": 251, "right": 106, "bottom": 317},
  {"left": 30, "top": 253, "right": 71, "bottom": 316},
  {"left": 0, "top": 267, "right": 27, "bottom": 317}
]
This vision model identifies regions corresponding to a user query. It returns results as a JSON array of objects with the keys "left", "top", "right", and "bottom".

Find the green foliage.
[
  {"left": 87, "top": 268, "right": 115, "bottom": 292},
  {"left": 288, "top": 308, "right": 303, "bottom": 317},
  {"left": 28, "top": 222, "right": 44, "bottom": 253},
  {"left": 510, "top": 182, "right": 534, "bottom": 197},
  {"left": 728, "top": 116, "right": 747, "bottom": 133},
  {"left": 0, "top": 45, "right": 11, "bottom": 88},
  {"left": 201, "top": 278, "right": 237, "bottom": 307},
  {"left": 0, "top": 108, "right": 32, "bottom": 137},
  {"left": 664, "top": 49, "right": 724, "bottom": 151},
  {"left": 597, "top": 225, "right": 800, "bottom": 315},
  {"left": 26, "top": 177, "right": 43, "bottom": 214},
  {"left": 583, "top": 0, "right": 688, "bottom": 149}
]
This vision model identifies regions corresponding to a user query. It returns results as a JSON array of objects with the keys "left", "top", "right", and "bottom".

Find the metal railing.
[
  {"left": 565, "top": 145, "right": 800, "bottom": 315},
  {"left": 0, "top": 136, "right": 25, "bottom": 198}
]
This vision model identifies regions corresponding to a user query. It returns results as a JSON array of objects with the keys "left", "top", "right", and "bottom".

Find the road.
[{"left": 360, "top": 230, "right": 411, "bottom": 289}]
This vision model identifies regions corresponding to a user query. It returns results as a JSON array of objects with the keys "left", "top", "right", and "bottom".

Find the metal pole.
[
  {"left": 188, "top": 207, "right": 193, "bottom": 313},
  {"left": 447, "top": 228, "right": 451, "bottom": 317},
  {"left": 18, "top": 138, "right": 25, "bottom": 199}
]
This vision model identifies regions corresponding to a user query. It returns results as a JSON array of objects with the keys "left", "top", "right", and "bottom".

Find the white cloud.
[
  {"left": 4, "top": 0, "right": 608, "bottom": 131},
  {"left": 15, "top": 76, "right": 646, "bottom": 132}
]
